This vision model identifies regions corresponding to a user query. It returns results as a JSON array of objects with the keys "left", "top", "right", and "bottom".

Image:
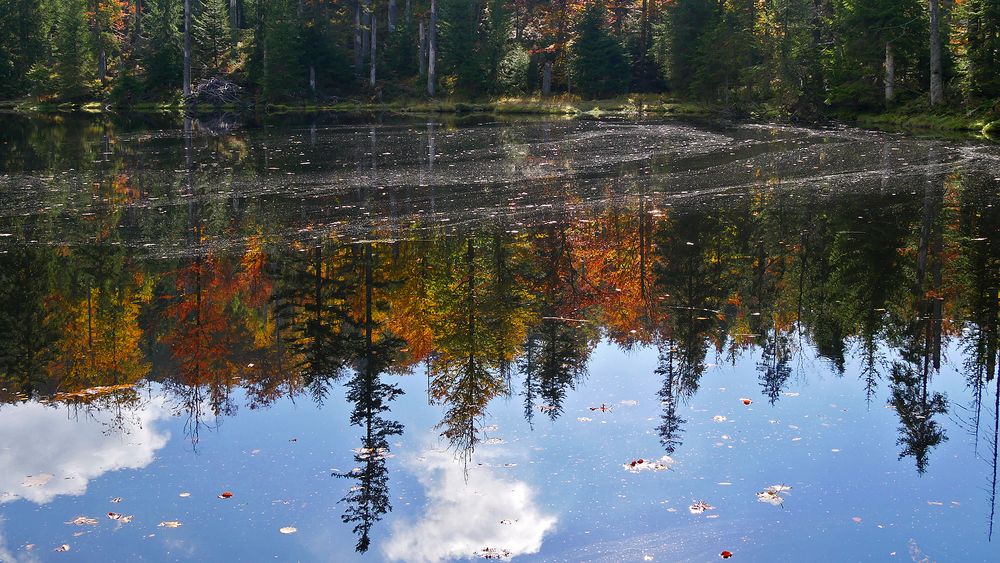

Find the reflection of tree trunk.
[
  {"left": 990, "top": 376, "right": 999, "bottom": 540},
  {"left": 388, "top": 0, "right": 397, "bottom": 32}
]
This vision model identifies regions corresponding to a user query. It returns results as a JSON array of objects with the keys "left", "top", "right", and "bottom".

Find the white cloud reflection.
[
  {"left": 0, "top": 397, "right": 170, "bottom": 505},
  {"left": 384, "top": 446, "right": 557, "bottom": 563}
]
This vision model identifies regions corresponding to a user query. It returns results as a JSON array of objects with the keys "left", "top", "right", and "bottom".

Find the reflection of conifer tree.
[
  {"left": 653, "top": 211, "right": 732, "bottom": 397},
  {"left": 428, "top": 238, "right": 510, "bottom": 459},
  {"left": 336, "top": 244, "right": 404, "bottom": 553},
  {"left": 888, "top": 361, "right": 948, "bottom": 474},
  {"left": 520, "top": 334, "right": 539, "bottom": 428},
  {"left": 0, "top": 248, "right": 58, "bottom": 397},
  {"left": 757, "top": 325, "right": 793, "bottom": 404},
  {"left": 271, "top": 244, "right": 357, "bottom": 402},
  {"left": 955, "top": 174, "right": 999, "bottom": 447},
  {"left": 655, "top": 340, "right": 685, "bottom": 454},
  {"left": 523, "top": 316, "right": 589, "bottom": 421}
]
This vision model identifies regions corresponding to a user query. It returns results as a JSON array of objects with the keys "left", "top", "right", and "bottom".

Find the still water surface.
[{"left": 0, "top": 114, "right": 998, "bottom": 561}]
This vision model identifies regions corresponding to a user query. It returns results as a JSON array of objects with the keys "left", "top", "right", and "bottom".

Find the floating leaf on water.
[
  {"left": 110, "top": 497, "right": 122, "bottom": 503},
  {"left": 107, "top": 512, "right": 132, "bottom": 523},
  {"left": 66, "top": 516, "right": 98, "bottom": 526},
  {"left": 756, "top": 484, "right": 792, "bottom": 506},
  {"left": 218, "top": 491, "right": 234, "bottom": 499},
  {"left": 589, "top": 404, "right": 612, "bottom": 412},
  {"left": 537, "top": 404, "right": 557, "bottom": 412},
  {"left": 178, "top": 492, "right": 190, "bottom": 498},
  {"left": 740, "top": 398, "right": 752, "bottom": 406},
  {"left": 689, "top": 501, "right": 715, "bottom": 514},
  {"left": 852, "top": 517, "right": 862, "bottom": 523},
  {"left": 55, "top": 544, "right": 70, "bottom": 552},
  {"left": 482, "top": 438, "right": 504, "bottom": 446},
  {"left": 158, "top": 521, "right": 182, "bottom": 528},
  {"left": 623, "top": 455, "right": 674, "bottom": 473},
  {"left": 279, "top": 527, "right": 298, "bottom": 534},
  {"left": 713, "top": 415, "right": 727, "bottom": 423},
  {"left": 720, "top": 550, "right": 734, "bottom": 559},
  {"left": 577, "top": 417, "right": 593, "bottom": 422},
  {"left": 499, "top": 519, "right": 517, "bottom": 525}
]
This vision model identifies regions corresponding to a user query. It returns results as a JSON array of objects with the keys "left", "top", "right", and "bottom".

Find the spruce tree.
[
  {"left": 0, "top": 0, "right": 43, "bottom": 98},
  {"left": 571, "top": 0, "right": 628, "bottom": 98},
  {"left": 143, "top": 0, "right": 183, "bottom": 96},
  {"left": 262, "top": 0, "right": 304, "bottom": 101},
  {"left": 193, "top": 0, "right": 232, "bottom": 78},
  {"left": 55, "top": 0, "right": 93, "bottom": 100},
  {"left": 439, "top": 0, "right": 482, "bottom": 93}
]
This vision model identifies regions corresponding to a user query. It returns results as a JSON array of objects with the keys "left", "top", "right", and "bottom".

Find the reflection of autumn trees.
[
  {"left": 427, "top": 234, "right": 532, "bottom": 457},
  {"left": 5, "top": 168, "right": 1000, "bottom": 478}
]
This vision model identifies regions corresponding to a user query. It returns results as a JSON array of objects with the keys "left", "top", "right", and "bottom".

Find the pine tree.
[
  {"left": 571, "top": 0, "right": 628, "bottom": 98},
  {"left": 193, "top": 0, "right": 232, "bottom": 77}
]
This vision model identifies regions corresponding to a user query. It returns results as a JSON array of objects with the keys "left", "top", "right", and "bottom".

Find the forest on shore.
[{"left": 0, "top": 0, "right": 998, "bottom": 125}]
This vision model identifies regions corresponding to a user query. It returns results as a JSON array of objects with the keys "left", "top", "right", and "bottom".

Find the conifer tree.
[
  {"left": 55, "top": 0, "right": 93, "bottom": 100},
  {"left": 143, "top": 0, "right": 183, "bottom": 94},
  {"left": 262, "top": 0, "right": 303, "bottom": 100},
  {"left": 571, "top": 0, "right": 628, "bottom": 98}
]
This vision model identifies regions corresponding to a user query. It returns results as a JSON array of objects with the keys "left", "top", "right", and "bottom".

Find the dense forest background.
[{"left": 0, "top": 0, "right": 998, "bottom": 116}]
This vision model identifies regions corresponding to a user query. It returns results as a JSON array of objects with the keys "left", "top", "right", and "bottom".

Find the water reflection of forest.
[{"left": 2, "top": 116, "right": 1000, "bottom": 550}]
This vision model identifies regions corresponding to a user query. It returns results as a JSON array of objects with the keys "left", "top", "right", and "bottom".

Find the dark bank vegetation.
[{"left": 0, "top": 1, "right": 998, "bottom": 132}]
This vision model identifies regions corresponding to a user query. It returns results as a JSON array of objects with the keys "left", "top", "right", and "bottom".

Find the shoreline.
[{"left": 2, "top": 96, "right": 996, "bottom": 139}]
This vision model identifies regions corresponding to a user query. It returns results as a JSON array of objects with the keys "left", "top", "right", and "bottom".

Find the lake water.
[{"left": 0, "top": 113, "right": 998, "bottom": 562}]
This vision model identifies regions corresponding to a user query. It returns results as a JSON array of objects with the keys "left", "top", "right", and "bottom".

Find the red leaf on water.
[
  {"left": 219, "top": 491, "right": 234, "bottom": 499},
  {"left": 721, "top": 550, "right": 734, "bottom": 559}
]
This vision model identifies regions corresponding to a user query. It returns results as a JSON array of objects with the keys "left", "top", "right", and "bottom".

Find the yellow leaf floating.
[
  {"left": 158, "top": 521, "right": 182, "bottom": 528},
  {"left": 55, "top": 544, "right": 71, "bottom": 552},
  {"left": 279, "top": 527, "right": 298, "bottom": 534}
]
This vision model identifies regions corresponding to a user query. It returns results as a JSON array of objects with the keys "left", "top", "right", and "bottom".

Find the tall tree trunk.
[
  {"left": 542, "top": 61, "right": 553, "bottom": 96},
  {"left": 419, "top": 19, "right": 426, "bottom": 77},
  {"left": 354, "top": 0, "right": 364, "bottom": 75},
  {"left": 183, "top": 0, "right": 191, "bottom": 97},
  {"left": 361, "top": 1, "right": 371, "bottom": 71},
  {"left": 370, "top": 13, "right": 377, "bottom": 87},
  {"left": 405, "top": 0, "right": 411, "bottom": 23},
  {"left": 885, "top": 42, "right": 895, "bottom": 104},
  {"left": 388, "top": 0, "right": 397, "bottom": 32},
  {"left": 134, "top": 0, "right": 143, "bottom": 43},
  {"left": 929, "top": 0, "right": 943, "bottom": 105},
  {"left": 428, "top": 0, "right": 437, "bottom": 96}
]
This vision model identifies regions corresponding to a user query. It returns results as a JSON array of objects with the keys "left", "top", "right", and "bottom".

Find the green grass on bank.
[{"left": 845, "top": 98, "right": 1000, "bottom": 138}]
